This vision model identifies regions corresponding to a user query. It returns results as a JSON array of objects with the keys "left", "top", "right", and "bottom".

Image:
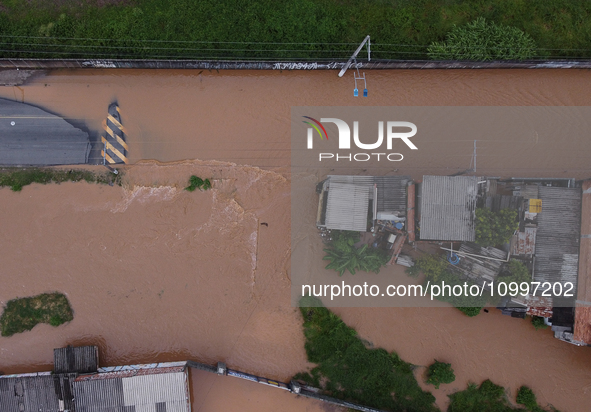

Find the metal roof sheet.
[
  {"left": 73, "top": 371, "right": 190, "bottom": 412},
  {"left": 0, "top": 375, "right": 60, "bottom": 412},
  {"left": 327, "top": 175, "right": 410, "bottom": 213},
  {"left": 54, "top": 345, "right": 99, "bottom": 374},
  {"left": 324, "top": 182, "right": 370, "bottom": 231},
  {"left": 322, "top": 175, "right": 410, "bottom": 232},
  {"left": 533, "top": 186, "right": 581, "bottom": 287},
  {"left": 419, "top": 176, "right": 478, "bottom": 241}
]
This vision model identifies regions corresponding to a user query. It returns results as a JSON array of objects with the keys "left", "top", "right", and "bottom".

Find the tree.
[
  {"left": 497, "top": 259, "right": 531, "bottom": 288},
  {"left": 323, "top": 231, "right": 389, "bottom": 276},
  {"left": 475, "top": 208, "right": 518, "bottom": 247},
  {"left": 426, "top": 360, "right": 455, "bottom": 389},
  {"left": 428, "top": 18, "right": 537, "bottom": 61}
]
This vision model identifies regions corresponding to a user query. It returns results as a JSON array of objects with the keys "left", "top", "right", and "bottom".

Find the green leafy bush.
[
  {"left": 185, "top": 175, "right": 212, "bottom": 192},
  {"left": 296, "top": 296, "right": 437, "bottom": 412},
  {"left": 408, "top": 254, "right": 486, "bottom": 316},
  {"left": 323, "top": 230, "right": 389, "bottom": 276},
  {"left": 448, "top": 380, "right": 508, "bottom": 412},
  {"left": 531, "top": 316, "right": 548, "bottom": 330},
  {"left": 426, "top": 360, "right": 455, "bottom": 389},
  {"left": 475, "top": 208, "right": 518, "bottom": 247},
  {"left": 516, "top": 386, "right": 537, "bottom": 410},
  {"left": 412, "top": 254, "right": 448, "bottom": 282},
  {"left": 428, "top": 18, "right": 536, "bottom": 61}
]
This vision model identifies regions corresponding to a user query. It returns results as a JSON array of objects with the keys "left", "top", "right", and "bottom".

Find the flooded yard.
[{"left": 0, "top": 68, "right": 591, "bottom": 411}]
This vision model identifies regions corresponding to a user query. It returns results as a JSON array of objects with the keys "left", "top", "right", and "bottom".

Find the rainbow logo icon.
[{"left": 303, "top": 116, "right": 328, "bottom": 149}]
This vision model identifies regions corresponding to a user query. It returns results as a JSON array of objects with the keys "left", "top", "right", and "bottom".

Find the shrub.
[
  {"left": 428, "top": 18, "right": 536, "bottom": 61},
  {"left": 185, "top": 175, "right": 212, "bottom": 192},
  {"left": 516, "top": 386, "right": 537, "bottom": 410},
  {"left": 426, "top": 360, "right": 455, "bottom": 389},
  {"left": 412, "top": 254, "right": 447, "bottom": 282},
  {"left": 531, "top": 316, "right": 548, "bottom": 330},
  {"left": 448, "top": 379, "right": 509, "bottom": 412}
]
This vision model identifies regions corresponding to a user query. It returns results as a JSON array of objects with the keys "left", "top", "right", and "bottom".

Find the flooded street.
[{"left": 1, "top": 69, "right": 591, "bottom": 411}]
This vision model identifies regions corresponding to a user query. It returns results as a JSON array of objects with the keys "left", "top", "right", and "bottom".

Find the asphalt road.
[{"left": 0, "top": 97, "right": 90, "bottom": 166}]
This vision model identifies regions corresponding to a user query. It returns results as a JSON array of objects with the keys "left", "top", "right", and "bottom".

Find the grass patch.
[
  {"left": 0, "top": 292, "right": 74, "bottom": 337},
  {"left": 0, "top": 167, "right": 122, "bottom": 191},
  {"left": 0, "top": 0, "right": 590, "bottom": 60},
  {"left": 295, "top": 296, "right": 438, "bottom": 412}
]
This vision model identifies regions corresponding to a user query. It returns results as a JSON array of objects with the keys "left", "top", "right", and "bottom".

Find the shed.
[
  {"left": 419, "top": 175, "right": 478, "bottom": 241},
  {"left": 317, "top": 175, "right": 410, "bottom": 232},
  {"left": 54, "top": 345, "right": 99, "bottom": 374}
]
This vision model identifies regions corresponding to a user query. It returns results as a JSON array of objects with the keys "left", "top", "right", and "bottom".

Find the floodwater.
[{"left": 0, "top": 69, "right": 591, "bottom": 411}]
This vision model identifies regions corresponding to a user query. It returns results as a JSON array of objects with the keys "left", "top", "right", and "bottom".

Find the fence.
[
  {"left": 2, "top": 58, "right": 591, "bottom": 71},
  {"left": 187, "top": 360, "right": 386, "bottom": 412}
]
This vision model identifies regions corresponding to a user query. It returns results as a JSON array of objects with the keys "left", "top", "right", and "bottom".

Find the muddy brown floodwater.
[{"left": 0, "top": 69, "right": 591, "bottom": 412}]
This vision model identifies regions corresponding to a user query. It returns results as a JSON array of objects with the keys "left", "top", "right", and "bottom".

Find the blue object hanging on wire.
[{"left": 448, "top": 253, "right": 460, "bottom": 265}]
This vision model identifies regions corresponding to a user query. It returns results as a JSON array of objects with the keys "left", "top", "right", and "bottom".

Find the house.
[
  {"left": 316, "top": 175, "right": 410, "bottom": 232},
  {"left": 0, "top": 346, "right": 191, "bottom": 412}
]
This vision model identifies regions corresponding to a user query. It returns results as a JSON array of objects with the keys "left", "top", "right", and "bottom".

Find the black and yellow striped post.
[{"left": 101, "top": 103, "right": 128, "bottom": 165}]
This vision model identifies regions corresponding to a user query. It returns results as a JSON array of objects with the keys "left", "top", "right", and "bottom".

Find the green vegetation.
[
  {"left": 0, "top": 292, "right": 73, "bottom": 337},
  {"left": 323, "top": 230, "right": 389, "bottom": 276},
  {"left": 408, "top": 255, "right": 488, "bottom": 316},
  {"left": 517, "top": 386, "right": 537, "bottom": 410},
  {"left": 0, "top": 1, "right": 590, "bottom": 60},
  {"left": 0, "top": 167, "right": 121, "bottom": 191},
  {"left": 497, "top": 260, "right": 531, "bottom": 293},
  {"left": 295, "top": 296, "right": 437, "bottom": 412},
  {"left": 531, "top": 316, "right": 548, "bottom": 331},
  {"left": 448, "top": 380, "right": 511, "bottom": 412},
  {"left": 449, "top": 381, "right": 559, "bottom": 412},
  {"left": 185, "top": 175, "right": 212, "bottom": 192},
  {"left": 475, "top": 208, "right": 518, "bottom": 247},
  {"left": 426, "top": 360, "right": 455, "bottom": 389},
  {"left": 428, "top": 18, "right": 536, "bottom": 60}
]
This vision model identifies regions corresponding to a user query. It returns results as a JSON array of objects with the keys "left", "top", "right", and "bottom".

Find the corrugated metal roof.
[
  {"left": 0, "top": 375, "right": 60, "bottom": 412},
  {"left": 324, "top": 182, "right": 370, "bottom": 231},
  {"left": 122, "top": 372, "right": 189, "bottom": 412},
  {"left": 54, "top": 345, "right": 99, "bottom": 374},
  {"left": 73, "top": 371, "right": 190, "bottom": 412},
  {"left": 419, "top": 176, "right": 478, "bottom": 241},
  {"left": 327, "top": 175, "right": 410, "bottom": 214},
  {"left": 448, "top": 242, "right": 505, "bottom": 287},
  {"left": 533, "top": 186, "right": 582, "bottom": 287},
  {"left": 322, "top": 175, "right": 410, "bottom": 231}
]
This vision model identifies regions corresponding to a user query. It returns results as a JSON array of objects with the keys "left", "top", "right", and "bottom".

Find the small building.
[
  {"left": 0, "top": 346, "right": 191, "bottom": 412},
  {"left": 418, "top": 175, "right": 479, "bottom": 242},
  {"left": 317, "top": 175, "right": 410, "bottom": 232}
]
